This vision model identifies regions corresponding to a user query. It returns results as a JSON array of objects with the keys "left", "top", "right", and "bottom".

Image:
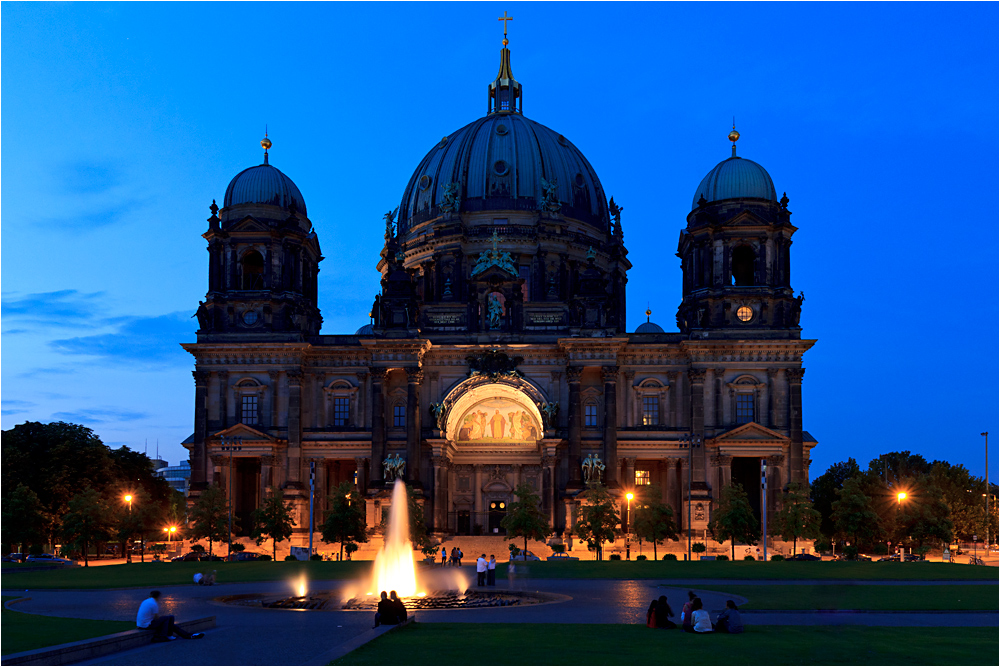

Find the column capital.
[
  {"left": 355, "top": 371, "right": 368, "bottom": 382},
  {"left": 260, "top": 454, "right": 279, "bottom": 466},
  {"left": 687, "top": 368, "right": 707, "bottom": 384},
  {"left": 767, "top": 454, "right": 785, "bottom": 465},
  {"left": 712, "top": 454, "right": 733, "bottom": 466},
  {"left": 268, "top": 370, "right": 280, "bottom": 381},
  {"left": 785, "top": 368, "right": 805, "bottom": 384},
  {"left": 406, "top": 368, "right": 425, "bottom": 384},
  {"left": 623, "top": 369, "right": 636, "bottom": 382},
  {"left": 566, "top": 366, "right": 583, "bottom": 382},
  {"left": 542, "top": 455, "right": 558, "bottom": 467},
  {"left": 193, "top": 370, "right": 210, "bottom": 385},
  {"left": 766, "top": 368, "right": 780, "bottom": 380},
  {"left": 602, "top": 366, "right": 620, "bottom": 383},
  {"left": 286, "top": 369, "right": 303, "bottom": 383},
  {"left": 370, "top": 367, "right": 388, "bottom": 381},
  {"left": 713, "top": 368, "right": 726, "bottom": 381}
]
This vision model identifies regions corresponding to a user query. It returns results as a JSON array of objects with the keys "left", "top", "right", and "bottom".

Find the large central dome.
[{"left": 397, "top": 46, "right": 609, "bottom": 235}]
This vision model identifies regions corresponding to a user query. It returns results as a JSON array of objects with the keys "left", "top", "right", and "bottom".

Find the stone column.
[
  {"left": 623, "top": 370, "right": 636, "bottom": 427},
  {"left": 405, "top": 368, "right": 424, "bottom": 486},
  {"left": 369, "top": 368, "right": 387, "bottom": 486},
  {"left": 354, "top": 456, "right": 368, "bottom": 491},
  {"left": 315, "top": 459, "right": 329, "bottom": 529},
  {"left": 284, "top": 370, "right": 303, "bottom": 487},
  {"left": 717, "top": 455, "right": 733, "bottom": 490},
  {"left": 677, "top": 458, "right": 689, "bottom": 530},
  {"left": 543, "top": 455, "right": 558, "bottom": 529},
  {"left": 767, "top": 369, "right": 778, "bottom": 429},
  {"left": 767, "top": 455, "right": 784, "bottom": 517},
  {"left": 566, "top": 366, "right": 583, "bottom": 488},
  {"left": 268, "top": 371, "right": 279, "bottom": 430},
  {"left": 473, "top": 465, "right": 484, "bottom": 530},
  {"left": 217, "top": 370, "right": 229, "bottom": 429},
  {"left": 787, "top": 368, "right": 805, "bottom": 484},
  {"left": 688, "top": 369, "right": 707, "bottom": 484},
  {"left": 260, "top": 454, "right": 277, "bottom": 500},
  {"left": 775, "top": 369, "right": 789, "bottom": 430},
  {"left": 623, "top": 457, "right": 636, "bottom": 489},
  {"left": 668, "top": 371, "right": 680, "bottom": 428},
  {"left": 431, "top": 456, "right": 448, "bottom": 533},
  {"left": 665, "top": 459, "right": 680, "bottom": 517},
  {"left": 191, "top": 370, "right": 210, "bottom": 490},
  {"left": 313, "top": 372, "right": 326, "bottom": 428},
  {"left": 602, "top": 366, "right": 619, "bottom": 487},
  {"left": 355, "top": 372, "right": 369, "bottom": 428},
  {"left": 714, "top": 368, "right": 726, "bottom": 430}
]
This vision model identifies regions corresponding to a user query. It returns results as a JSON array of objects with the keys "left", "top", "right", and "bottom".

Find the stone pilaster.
[
  {"left": 369, "top": 368, "right": 387, "bottom": 486},
  {"left": 284, "top": 369, "right": 303, "bottom": 488},
  {"left": 566, "top": 366, "right": 584, "bottom": 488},
  {"left": 767, "top": 368, "right": 779, "bottom": 429},
  {"left": 602, "top": 365, "right": 619, "bottom": 487},
  {"left": 191, "top": 370, "right": 210, "bottom": 491},
  {"left": 406, "top": 368, "right": 424, "bottom": 486},
  {"left": 786, "top": 368, "right": 805, "bottom": 484},
  {"left": 688, "top": 368, "right": 707, "bottom": 485}
]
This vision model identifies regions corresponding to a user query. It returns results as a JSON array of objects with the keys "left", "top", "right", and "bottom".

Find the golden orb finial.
[
  {"left": 261, "top": 136, "right": 272, "bottom": 151},
  {"left": 728, "top": 129, "right": 740, "bottom": 144},
  {"left": 645, "top": 308, "right": 652, "bottom": 322}
]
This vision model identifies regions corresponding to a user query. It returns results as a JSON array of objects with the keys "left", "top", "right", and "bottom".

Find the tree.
[
  {"left": 251, "top": 489, "right": 296, "bottom": 561},
  {"left": 61, "top": 488, "right": 113, "bottom": 567},
  {"left": 631, "top": 484, "right": 677, "bottom": 561},
  {"left": 896, "top": 478, "right": 953, "bottom": 550},
  {"left": 710, "top": 483, "right": 759, "bottom": 560},
  {"left": 810, "top": 458, "right": 861, "bottom": 538},
  {"left": 573, "top": 483, "right": 619, "bottom": 560},
  {"left": 189, "top": 484, "right": 231, "bottom": 557},
  {"left": 501, "top": 483, "right": 550, "bottom": 559},
  {"left": 320, "top": 482, "right": 368, "bottom": 560},
  {"left": 2, "top": 483, "right": 43, "bottom": 554},
  {"left": 831, "top": 477, "right": 883, "bottom": 554},
  {"left": 772, "top": 481, "right": 822, "bottom": 554}
]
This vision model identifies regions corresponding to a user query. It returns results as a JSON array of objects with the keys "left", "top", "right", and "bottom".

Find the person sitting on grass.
[
  {"left": 136, "top": 591, "right": 204, "bottom": 642},
  {"left": 680, "top": 590, "right": 697, "bottom": 631},
  {"left": 389, "top": 590, "right": 407, "bottom": 623},
  {"left": 646, "top": 599, "right": 659, "bottom": 628},
  {"left": 715, "top": 600, "right": 743, "bottom": 634},
  {"left": 374, "top": 591, "right": 395, "bottom": 628},
  {"left": 655, "top": 595, "right": 677, "bottom": 629},
  {"left": 687, "top": 597, "right": 713, "bottom": 633}
]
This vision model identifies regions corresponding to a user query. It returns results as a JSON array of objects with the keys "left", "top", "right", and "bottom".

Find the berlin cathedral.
[{"left": 182, "top": 29, "right": 816, "bottom": 545}]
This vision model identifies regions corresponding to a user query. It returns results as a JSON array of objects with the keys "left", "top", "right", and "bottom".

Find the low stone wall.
[{"left": 1, "top": 616, "right": 216, "bottom": 666}]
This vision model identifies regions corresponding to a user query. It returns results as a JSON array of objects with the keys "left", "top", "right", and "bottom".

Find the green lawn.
[
  {"left": 3, "top": 560, "right": 372, "bottom": 590},
  {"left": 509, "top": 560, "right": 995, "bottom": 580},
  {"left": 1, "top": 597, "right": 134, "bottom": 656},
  {"left": 332, "top": 623, "right": 998, "bottom": 666},
  {"left": 699, "top": 584, "right": 999, "bottom": 611}
]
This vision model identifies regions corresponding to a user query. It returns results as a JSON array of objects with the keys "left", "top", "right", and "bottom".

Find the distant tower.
[
  {"left": 196, "top": 135, "right": 323, "bottom": 337},
  {"left": 677, "top": 127, "right": 801, "bottom": 338}
]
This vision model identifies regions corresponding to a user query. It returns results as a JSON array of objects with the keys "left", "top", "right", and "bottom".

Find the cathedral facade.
[{"left": 182, "top": 40, "right": 816, "bottom": 543}]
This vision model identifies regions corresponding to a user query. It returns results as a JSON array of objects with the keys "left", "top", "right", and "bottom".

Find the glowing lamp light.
[
  {"left": 626, "top": 492, "right": 634, "bottom": 501},
  {"left": 897, "top": 492, "right": 907, "bottom": 502},
  {"left": 123, "top": 494, "right": 133, "bottom": 503}
]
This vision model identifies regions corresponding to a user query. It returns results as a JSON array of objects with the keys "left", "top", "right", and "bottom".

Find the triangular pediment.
[
  {"left": 711, "top": 422, "right": 789, "bottom": 443},
  {"left": 230, "top": 216, "right": 270, "bottom": 233},
  {"left": 211, "top": 423, "right": 276, "bottom": 442},
  {"left": 726, "top": 209, "right": 769, "bottom": 227}
]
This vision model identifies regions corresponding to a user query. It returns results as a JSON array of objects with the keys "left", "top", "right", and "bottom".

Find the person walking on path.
[
  {"left": 136, "top": 591, "right": 204, "bottom": 642},
  {"left": 487, "top": 554, "right": 497, "bottom": 586},
  {"left": 476, "top": 554, "right": 488, "bottom": 586},
  {"left": 507, "top": 557, "right": 517, "bottom": 589}
]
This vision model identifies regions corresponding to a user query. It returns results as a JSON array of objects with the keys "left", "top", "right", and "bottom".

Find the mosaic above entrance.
[{"left": 456, "top": 397, "right": 541, "bottom": 444}]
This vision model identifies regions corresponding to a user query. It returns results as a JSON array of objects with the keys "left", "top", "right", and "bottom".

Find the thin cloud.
[
  {"left": 50, "top": 408, "right": 149, "bottom": 424},
  {"left": 2, "top": 290, "right": 106, "bottom": 327},
  {"left": 50, "top": 310, "right": 197, "bottom": 367}
]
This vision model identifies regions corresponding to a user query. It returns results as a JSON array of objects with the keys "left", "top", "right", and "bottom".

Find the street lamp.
[
  {"left": 221, "top": 436, "right": 243, "bottom": 560},
  {"left": 123, "top": 494, "right": 134, "bottom": 563},
  {"left": 679, "top": 432, "right": 702, "bottom": 562},
  {"left": 896, "top": 491, "right": 908, "bottom": 561},
  {"left": 982, "top": 432, "right": 989, "bottom": 552},
  {"left": 625, "top": 492, "right": 634, "bottom": 560}
]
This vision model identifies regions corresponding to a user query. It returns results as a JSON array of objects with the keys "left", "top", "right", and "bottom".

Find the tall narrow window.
[
  {"left": 393, "top": 405, "right": 406, "bottom": 428},
  {"left": 241, "top": 250, "right": 265, "bottom": 290},
  {"left": 736, "top": 393, "right": 755, "bottom": 424},
  {"left": 642, "top": 396, "right": 659, "bottom": 426},
  {"left": 241, "top": 395, "right": 259, "bottom": 425},
  {"left": 731, "top": 245, "right": 756, "bottom": 286},
  {"left": 635, "top": 470, "right": 651, "bottom": 486},
  {"left": 584, "top": 403, "right": 598, "bottom": 427},
  {"left": 333, "top": 397, "right": 350, "bottom": 426}
]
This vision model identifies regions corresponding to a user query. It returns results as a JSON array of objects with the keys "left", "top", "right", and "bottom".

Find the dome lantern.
[{"left": 488, "top": 11, "right": 522, "bottom": 115}]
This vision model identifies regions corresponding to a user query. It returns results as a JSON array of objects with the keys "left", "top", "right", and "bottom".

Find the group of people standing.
[
  {"left": 476, "top": 554, "right": 498, "bottom": 586},
  {"left": 442, "top": 546, "right": 464, "bottom": 566},
  {"left": 646, "top": 591, "right": 743, "bottom": 634}
]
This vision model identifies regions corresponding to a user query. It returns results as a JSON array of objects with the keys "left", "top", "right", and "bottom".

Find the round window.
[
  {"left": 495, "top": 123, "right": 508, "bottom": 135},
  {"left": 736, "top": 306, "right": 754, "bottom": 322},
  {"left": 242, "top": 310, "right": 260, "bottom": 326},
  {"left": 493, "top": 160, "right": 509, "bottom": 176},
  {"left": 557, "top": 134, "right": 569, "bottom": 147},
  {"left": 418, "top": 175, "right": 432, "bottom": 191}
]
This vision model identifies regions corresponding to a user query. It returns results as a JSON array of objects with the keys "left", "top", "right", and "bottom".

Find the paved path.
[{"left": 4, "top": 577, "right": 997, "bottom": 666}]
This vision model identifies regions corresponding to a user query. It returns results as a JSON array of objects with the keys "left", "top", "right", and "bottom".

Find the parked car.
[
  {"left": 171, "top": 552, "right": 203, "bottom": 562},
  {"left": 200, "top": 554, "right": 224, "bottom": 562},
  {"left": 546, "top": 552, "right": 579, "bottom": 561},
  {"left": 787, "top": 553, "right": 822, "bottom": 561},
  {"left": 902, "top": 553, "right": 925, "bottom": 562},
  {"left": 26, "top": 554, "right": 74, "bottom": 564},
  {"left": 510, "top": 550, "right": 541, "bottom": 561},
  {"left": 227, "top": 551, "right": 265, "bottom": 562},
  {"left": 4, "top": 553, "right": 28, "bottom": 563}
]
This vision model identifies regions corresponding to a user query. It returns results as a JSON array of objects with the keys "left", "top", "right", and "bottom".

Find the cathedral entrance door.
[
  {"left": 488, "top": 500, "right": 507, "bottom": 535},
  {"left": 457, "top": 510, "right": 471, "bottom": 536}
]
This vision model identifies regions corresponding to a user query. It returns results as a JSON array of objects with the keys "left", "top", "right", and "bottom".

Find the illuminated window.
[
  {"left": 393, "top": 405, "right": 406, "bottom": 428},
  {"left": 635, "top": 470, "right": 651, "bottom": 486},
  {"left": 333, "top": 398, "right": 350, "bottom": 426},
  {"left": 736, "top": 394, "right": 755, "bottom": 424},
  {"left": 642, "top": 396, "right": 659, "bottom": 425},
  {"left": 241, "top": 395, "right": 258, "bottom": 425},
  {"left": 584, "top": 403, "right": 598, "bottom": 427},
  {"left": 737, "top": 306, "right": 754, "bottom": 322}
]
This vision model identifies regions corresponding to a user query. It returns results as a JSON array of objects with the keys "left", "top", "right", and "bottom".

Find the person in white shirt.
[
  {"left": 487, "top": 554, "right": 497, "bottom": 586},
  {"left": 136, "top": 591, "right": 204, "bottom": 642},
  {"left": 476, "top": 554, "right": 488, "bottom": 586},
  {"left": 688, "top": 597, "right": 714, "bottom": 633}
]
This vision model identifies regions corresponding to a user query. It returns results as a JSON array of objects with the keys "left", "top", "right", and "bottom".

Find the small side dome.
[
  {"left": 354, "top": 324, "right": 374, "bottom": 336},
  {"left": 635, "top": 321, "right": 664, "bottom": 334},
  {"left": 692, "top": 156, "right": 776, "bottom": 210},
  {"left": 224, "top": 163, "right": 307, "bottom": 215}
]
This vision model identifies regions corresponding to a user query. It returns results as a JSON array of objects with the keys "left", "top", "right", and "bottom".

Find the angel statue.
[{"left": 383, "top": 208, "right": 398, "bottom": 240}]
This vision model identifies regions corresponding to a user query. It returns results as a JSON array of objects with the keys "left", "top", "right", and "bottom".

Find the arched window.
[
  {"left": 241, "top": 250, "right": 265, "bottom": 290},
  {"left": 234, "top": 378, "right": 264, "bottom": 426},
  {"left": 731, "top": 245, "right": 755, "bottom": 286}
]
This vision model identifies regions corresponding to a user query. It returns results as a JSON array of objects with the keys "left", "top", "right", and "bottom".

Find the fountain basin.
[{"left": 215, "top": 589, "right": 565, "bottom": 612}]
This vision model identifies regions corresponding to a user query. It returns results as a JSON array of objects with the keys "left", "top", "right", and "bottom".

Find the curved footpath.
[{"left": 3, "top": 578, "right": 997, "bottom": 666}]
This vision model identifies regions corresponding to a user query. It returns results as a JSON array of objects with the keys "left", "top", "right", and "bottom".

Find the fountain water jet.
[{"left": 370, "top": 479, "right": 420, "bottom": 597}]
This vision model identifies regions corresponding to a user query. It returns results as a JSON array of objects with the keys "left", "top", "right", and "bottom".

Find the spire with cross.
[{"left": 488, "top": 10, "right": 522, "bottom": 115}]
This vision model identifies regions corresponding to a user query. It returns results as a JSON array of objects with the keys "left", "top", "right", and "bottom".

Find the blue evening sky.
[{"left": 2, "top": 2, "right": 997, "bottom": 479}]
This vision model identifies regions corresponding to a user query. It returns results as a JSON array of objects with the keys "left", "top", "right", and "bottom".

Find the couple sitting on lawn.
[{"left": 647, "top": 590, "right": 743, "bottom": 634}]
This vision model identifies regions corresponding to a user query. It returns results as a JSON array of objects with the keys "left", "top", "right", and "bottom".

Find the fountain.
[{"left": 369, "top": 479, "right": 420, "bottom": 597}]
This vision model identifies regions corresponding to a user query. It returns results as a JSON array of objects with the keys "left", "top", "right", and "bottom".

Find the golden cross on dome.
[{"left": 498, "top": 10, "right": 513, "bottom": 45}]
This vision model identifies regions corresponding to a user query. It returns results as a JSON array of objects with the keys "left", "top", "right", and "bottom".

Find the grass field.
[
  {"left": 697, "top": 584, "right": 999, "bottom": 611},
  {"left": 332, "top": 623, "right": 998, "bottom": 666},
  {"left": 0, "top": 597, "right": 134, "bottom": 656},
  {"left": 3, "top": 559, "right": 994, "bottom": 590}
]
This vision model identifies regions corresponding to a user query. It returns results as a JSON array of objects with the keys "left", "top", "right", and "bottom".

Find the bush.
[
  {"left": 284, "top": 554, "right": 297, "bottom": 561},
  {"left": 770, "top": 554, "right": 785, "bottom": 561},
  {"left": 550, "top": 543, "right": 566, "bottom": 554},
  {"left": 309, "top": 553, "right": 323, "bottom": 561},
  {"left": 259, "top": 554, "right": 272, "bottom": 561},
  {"left": 190, "top": 544, "right": 206, "bottom": 553},
  {"left": 871, "top": 543, "right": 889, "bottom": 555},
  {"left": 609, "top": 554, "right": 622, "bottom": 560},
  {"left": 691, "top": 543, "right": 706, "bottom": 554},
  {"left": 663, "top": 553, "right": 678, "bottom": 561},
  {"left": 843, "top": 545, "right": 859, "bottom": 560},
  {"left": 743, "top": 555, "right": 756, "bottom": 561},
  {"left": 231, "top": 543, "right": 246, "bottom": 553},
  {"left": 716, "top": 554, "right": 729, "bottom": 561},
  {"left": 814, "top": 539, "right": 832, "bottom": 553},
  {"left": 636, "top": 555, "right": 647, "bottom": 561}
]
